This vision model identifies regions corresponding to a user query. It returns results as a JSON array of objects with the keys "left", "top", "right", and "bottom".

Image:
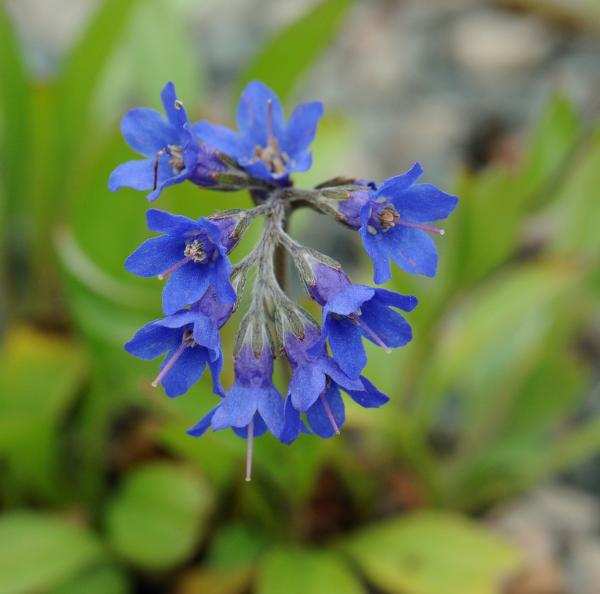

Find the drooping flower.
[
  {"left": 186, "top": 328, "right": 284, "bottom": 480},
  {"left": 125, "top": 288, "right": 232, "bottom": 397},
  {"left": 109, "top": 82, "right": 233, "bottom": 201},
  {"left": 341, "top": 163, "right": 458, "bottom": 282},
  {"left": 280, "top": 324, "right": 389, "bottom": 440},
  {"left": 305, "top": 262, "right": 416, "bottom": 378},
  {"left": 126, "top": 209, "right": 236, "bottom": 314},
  {"left": 193, "top": 80, "right": 323, "bottom": 184}
]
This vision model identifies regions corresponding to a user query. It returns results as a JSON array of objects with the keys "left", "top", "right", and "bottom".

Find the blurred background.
[{"left": 1, "top": 0, "right": 600, "bottom": 592}]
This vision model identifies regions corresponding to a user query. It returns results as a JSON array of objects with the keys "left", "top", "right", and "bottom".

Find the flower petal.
[
  {"left": 344, "top": 377, "right": 389, "bottom": 408},
  {"left": 125, "top": 235, "right": 184, "bottom": 278},
  {"left": 325, "top": 285, "right": 374, "bottom": 316},
  {"left": 391, "top": 184, "right": 458, "bottom": 223},
  {"left": 162, "top": 262, "right": 211, "bottom": 315},
  {"left": 161, "top": 346, "right": 208, "bottom": 397},
  {"left": 236, "top": 81, "right": 284, "bottom": 147},
  {"left": 192, "top": 314, "right": 220, "bottom": 358},
  {"left": 282, "top": 101, "right": 323, "bottom": 157},
  {"left": 360, "top": 300, "right": 413, "bottom": 348},
  {"left": 289, "top": 365, "right": 326, "bottom": 411},
  {"left": 384, "top": 226, "right": 438, "bottom": 278},
  {"left": 108, "top": 159, "right": 154, "bottom": 192},
  {"left": 232, "top": 414, "right": 268, "bottom": 439},
  {"left": 376, "top": 163, "right": 424, "bottom": 197},
  {"left": 207, "top": 255, "right": 236, "bottom": 304},
  {"left": 208, "top": 352, "right": 225, "bottom": 397},
  {"left": 372, "top": 289, "right": 418, "bottom": 312},
  {"left": 146, "top": 209, "right": 201, "bottom": 235},
  {"left": 187, "top": 406, "right": 218, "bottom": 437},
  {"left": 125, "top": 322, "right": 179, "bottom": 360},
  {"left": 306, "top": 385, "right": 345, "bottom": 438},
  {"left": 359, "top": 226, "right": 392, "bottom": 284},
  {"left": 192, "top": 121, "right": 247, "bottom": 159},
  {"left": 211, "top": 385, "right": 259, "bottom": 429},
  {"left": 328, "top": 318, "right": 366, "bottom": 379},
  {"left": 280, "top": 398, "right": 309, "bottom": 444},
  {"left": 121, "top": 108, "right": 174, "bottom": 156},
  {"left": 160, "top": 81, "right": 189, "bottom": 131},
  {"left": 258, "top": 386, "right": 284, "bottom": 436}
]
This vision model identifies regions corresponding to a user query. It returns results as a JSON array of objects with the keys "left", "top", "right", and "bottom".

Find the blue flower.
[
  {"left": 307, "top": 263, "right": 416, "bottom": 378},
  {"left": 280, "top": 325, "right": 389, "bottom": 441},
  {"left": 350, "top": 163, "right": 458, "bottom": 282},
  {"left": 187, "top": 341, "right": 284, "bottom": 439},
  {"left": 109, "top": 82, "right": 228, "bottom": 201},
  {"left": 126, "top": 209, "right": 236, "bottom": 314},
  {"left": 193, "top": 80, "right": 323, "bottom": 184},
  {"left": 125, "top": 288, "right": 232, "bottom": 397},
  {"left": 186, "top": 338, "right": 285, "bottom": 480}
]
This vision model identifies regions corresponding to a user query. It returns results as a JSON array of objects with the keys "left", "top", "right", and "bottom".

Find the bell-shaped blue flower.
[
  {"left": 109, "top": 82, "right": 228, "bottom": 201},
  {"left": 186, "top": 335, "right": 284, "bottom": 481},
  {"left": 125, "top": 288, "right": 232, "bottom": 397},
  {"left": 280, "top": 325, "right": 389, "bottom": 441},
  {"left": 126, "top": 209, "right": 236, "bottom": 314},
  {"left": 193, "top": 80, "right": 323, "bottom": 184},
  {"left": 306, "top": 263, "right": 416, "bottom": 378},
  {"left": 348, "top": 163, "right": 458, "bottom": 283}
]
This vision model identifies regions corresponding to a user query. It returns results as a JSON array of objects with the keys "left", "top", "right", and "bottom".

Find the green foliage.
[
  {"left": 0, "top": 512, "right": 103, "bottom": 594},
  {"left": 257, "top": 549, "right": 365, "bottom": 594},
  {"left": 106, "top": 462, "right": 213, "bottom": 570},
  {"left": 1, "top": 0, "right": 599, "bottom": 592},
  {"left": 339, "top": 511, "right": 520, "bottom": 594}
]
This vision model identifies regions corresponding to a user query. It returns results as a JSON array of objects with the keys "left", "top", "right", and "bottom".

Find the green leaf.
[
  {"left": 51, "top": 565, "right": 129, "bottom": 594},
  {"left": 0, "top": 327, "right": 87, "bottom": 500},
  {"left": 106, "top": 462, "right": 213, "bottom": 570},
  {"left": 0, "top": 512, "right": 102, "bottom": 594},
  {"left": 339, "top": 512, "right": 520, "bottom": 594},
  {"left": 257, "top": 549, "right": 365, "bottom": 594},
  {"left": 237, "top": 0, "right": 354, "bottom": 103},
  {"left": 0, "top": 4, "right": 30, "bottom": 215}
]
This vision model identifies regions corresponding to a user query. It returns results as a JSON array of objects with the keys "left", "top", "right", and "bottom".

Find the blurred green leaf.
[
  {"left": 339, "top": 511, "right": 520, "bottom": 594},
  {"left": 0, "top": 327, "right": 87, "bottom": 500},
  {"left": 55, "top": 0, "right": 140, "bottom": 192},
  {"left": 0, "top": 512, "right": 102, "bottom": 594},
  {"left": 257, "top": 548, "right": 365, "bottom": 594},
  {"left": 51, "top": 564, "right": 130, "bottom": 594},
  {"left": 207, "top": 524, "right": 267, "bottom": 570},
  {"left": 237, "top": 0, "right": 354, "bottom": 103},
  {"left": 0, "top": 4, "right": 30, "bottom": 215},
  {"left": 106, "top": 462, "right": 213, "bottom": 570}
]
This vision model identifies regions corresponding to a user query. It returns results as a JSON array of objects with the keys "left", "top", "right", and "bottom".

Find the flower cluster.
[{"left": 111, "top": 80, "right": 458, "bottom": 480}]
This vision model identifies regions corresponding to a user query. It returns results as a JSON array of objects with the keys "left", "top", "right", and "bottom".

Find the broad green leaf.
[
  {"left": 106, "top": 462, "right": 213, "bottom": 570},
  {"left": 51, "top": 565, "right": 129, "bottom": 594},
  {"left": 257, "top": 549, "right": 365, "bottom": 594},
  {"left": 237, "top": 0, "right": 354, "bottom": 103},
  {"left": 207, "top": 524, "right": 267, "bottom": 570},
  {"left": 339, "top": 512, "right": 520, "bottom": 594},
  {"left": 0, "top": 327, "right": 87, "bottom": 500},
  {"left": 0, "top": 512, "right": 102, "bottom": 594}
]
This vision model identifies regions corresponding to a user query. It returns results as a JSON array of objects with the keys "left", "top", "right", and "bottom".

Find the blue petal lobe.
[
  {"left": 146, "top": 209, "right": 201, "bottom": 235},
  {"left": 328, "top": 319, "right": 366, "bottom": 379},
  {"left": 125, "top": 235, "right": 183, "bottom": 278},
  {"left": 384, "top": 226, "right": 438, "bottom": 278},
  {"left": 345, "top": 376, "right": 389, "bottom": 408},
  {"left": 376, "top": 163, "right": 424, "bottom": 197},
  {"left": 192, "top": 121, "right": 247, "bottom": 159},
  {"left": 282, "top": 101, "right": 323, "bottom": 156},
  {"left": 125, "top": 323, "right": 179, "bottom": 360},
  {"left": 289, "top": 365, "right": 326, "bottom": 411},
  {"left": 161, "top": 346, "right": 208, "bottom": 397},
  {"left": 306, "top": 385, "right": 346, "bottom": 438},
  {"left": 109, "top": 159, "right": 154, "bottom": 192},
  {"left": 162, "top": 263, "right": 211, "bottom": 315},
  {"left": 211, "top": 385, "right": 259, "bottom": 429},
  {"left": 391, "top": 184, "right": 458, "bottom": 223},
  {"left": 121, "top": 108, "right": 174, "bottom": 156},
  {"left": 187, "top": 406, "right": 218, "bottom": 437},
  {"left": 236, "top": 81, "right": 284, "bottom": 147}
]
